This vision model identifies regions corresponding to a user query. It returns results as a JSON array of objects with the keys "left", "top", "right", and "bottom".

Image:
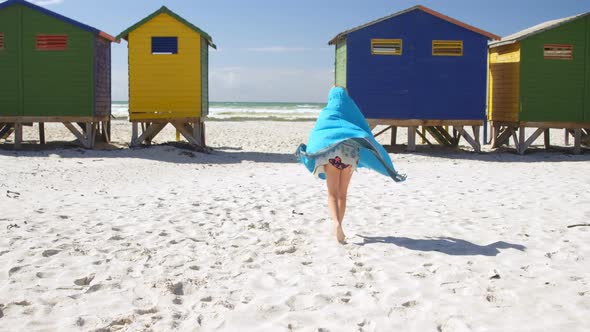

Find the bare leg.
[
  {"left": 337, "top": 166, "right": 354, "bottom": 223},
  {"left": 325, "top": 164, "right": 340, "bottom": 224}
]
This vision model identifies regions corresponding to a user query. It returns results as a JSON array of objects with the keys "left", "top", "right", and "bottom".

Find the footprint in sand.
[
  {"left": 402, "top": 300, "right": 418, "bottom": 308},
  {"left": 98, "top": 317, "right": 133, "bottom": 331},
  {"left": 13, "top": 301, "right": 32, "bottom": 307},
  {"left": 36, "top": 271, "right": 55, "bottom": 279},
  {"left": 85, "top": 284, "right": 103, "bottom": 294},
  {"left": 243, "top": 257, "right": 254, "bottom": 263},
  {"left": 135, "top": 307, "right": 158, "bottom": 315},
  {"left": 486, "top": 287, "right": 498, "bottom": 303},
  {"left": 171, "top": 312, "right": 183, "bottom": 329},
  {"left": 216, "top": 300, "right": 235, "bottom": 310},
  {"left": 74, "top": 274, "right": 95, "bottom": 286},
  {"left": 437, "top": 316, "right": 472, "bottom": 332},
  {"left": 42, "top": 249, "right": 60, "bottom": 257},
  {"left": 275, "top": 246, "right": 297, "bottom": 255},
  {"left": 8, "top": 266, "right": 22, "bottom": 277},
  {"left": 168, "top": 282, "right": 184, "bottom": 296}
]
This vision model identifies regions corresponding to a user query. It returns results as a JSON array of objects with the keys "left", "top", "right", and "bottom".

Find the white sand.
[{"left": 0, "top": 121, "right": 589, "bottom": 332}]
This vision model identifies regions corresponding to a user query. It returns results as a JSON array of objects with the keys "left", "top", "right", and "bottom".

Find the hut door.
[{"left": 0, "top": 6, "right": 23, "bottom": 116}]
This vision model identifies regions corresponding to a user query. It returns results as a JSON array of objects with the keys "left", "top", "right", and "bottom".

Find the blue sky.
[{"left": 24, "top": 0, "right": 590, "bottom": 102}]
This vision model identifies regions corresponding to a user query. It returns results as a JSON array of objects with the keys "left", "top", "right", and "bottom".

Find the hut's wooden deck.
[
  {"left": 368, "top": 119, "right": 484, "bottom": 152},
  {"left": 130, "top": 118, "right": 205, "bottom": 148},
  {"left": 0, "top": 116, "right": 110, "bottom": 149},
  {"left": 490, "top": 121, "right": 589, "bottom": 155}
]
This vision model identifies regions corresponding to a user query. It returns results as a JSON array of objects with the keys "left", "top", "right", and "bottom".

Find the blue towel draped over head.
[{"left": 295, "top": 87, "right": 406, "bottom": 182}]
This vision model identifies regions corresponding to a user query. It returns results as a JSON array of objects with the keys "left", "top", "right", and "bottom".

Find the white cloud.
[
  {"left": 111, "top": 66, "right": 335, "bottom": 102},
  {"left": 241, "top": 47, "right": 313, "bottom": 53},
  {"left": 209, "top": 66, "right": 334, "bottom": 102},
  {"left": 30, "top": 0, "right": 64, "bottom": 6}
]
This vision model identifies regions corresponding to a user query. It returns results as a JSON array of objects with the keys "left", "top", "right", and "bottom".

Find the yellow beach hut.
[{"left": 116, "top": 6, "right": 216, "bottom": 147}]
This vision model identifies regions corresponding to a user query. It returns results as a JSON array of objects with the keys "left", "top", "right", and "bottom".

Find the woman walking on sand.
[{"left": 296, "top": 87, "right": 406, "bottom": 244}]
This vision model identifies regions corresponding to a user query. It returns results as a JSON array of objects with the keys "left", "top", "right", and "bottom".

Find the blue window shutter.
[{"left": 152, "top": 37, "right": 178, "bottom": 54}]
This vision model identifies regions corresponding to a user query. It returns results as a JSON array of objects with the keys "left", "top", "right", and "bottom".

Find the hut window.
[
  {"left": 371, "top": 39, "right": 402, "bottom": 55},
  {"left": 0, "top": 33, "right": 4, "bottom": 50},
  {"left": 36, "top": 35, "right": 67, "bottom": 50},
  {"left": 152, "top": 37, "right": 178, "bottom": 55},
  {"left": 432, "top": 40, "right": 463, "bottom": 56},
  {"left": 544, "top": 44, "right": 573, "bottom": 60}
]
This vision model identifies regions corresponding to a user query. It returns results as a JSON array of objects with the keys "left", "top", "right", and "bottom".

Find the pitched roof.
[
  {"left": 116, "top": 6, "right": 216, "bottom": 49},
  {"left": 490, "top": 12, "right": 590, "bottom": 48},
  {"left": 0, "top": 0, "right": 116, "bottom": 42},
  {"left": 328, "top": 5, "right": 499, "bottom": 45}
]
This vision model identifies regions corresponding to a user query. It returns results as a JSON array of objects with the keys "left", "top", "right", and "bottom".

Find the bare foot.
[{"left": 335, "top": 223, "right": 346, "bottom": 244}]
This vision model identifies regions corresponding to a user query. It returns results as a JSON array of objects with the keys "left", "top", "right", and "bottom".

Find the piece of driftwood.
[{"left": 567, "top": 224, "right": 590, "bottom": 228}]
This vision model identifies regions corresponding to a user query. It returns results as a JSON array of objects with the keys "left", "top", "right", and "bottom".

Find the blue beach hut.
[{"left": 329, "top": 5, "right": 499, "bottom": 151}]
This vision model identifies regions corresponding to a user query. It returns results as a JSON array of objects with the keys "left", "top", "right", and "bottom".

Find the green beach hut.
[
  {"left": 488, "top": 12, "right": 590, "bottom": 154},
  {"left": 0, "top": 0, "right": 117, "bottom": 148}
]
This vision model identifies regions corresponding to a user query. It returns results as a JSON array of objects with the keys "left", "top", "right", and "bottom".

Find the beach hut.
[
  {"left": 488, "top": 12, "right": 590, "bottom": 154},
  {"left": 329, "top": 5, "right": 499, "bottom": 151},
  {"left": 116, "top": 6, "right": 216, "bottom": 148},
  {"left": 0, "top": 0, "right": 116, "bottom": 149}
]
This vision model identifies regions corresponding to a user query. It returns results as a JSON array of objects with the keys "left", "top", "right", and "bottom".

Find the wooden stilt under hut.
[
  {"left": 0, "top": 0, "right": 116, "bottom": 149},
  {"left": 488, "top": 12, "right": 590, "bottom": 154},
  {"left": 329, "top": 5, "right": 499, "bottom": 152},
  {"left": 116, "top": 6, "right": 216, "bottom": 148}
]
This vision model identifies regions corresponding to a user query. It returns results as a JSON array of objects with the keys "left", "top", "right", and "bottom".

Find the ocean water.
[{"left": 111, "top": 101, "right": 323, "bottom": 120}]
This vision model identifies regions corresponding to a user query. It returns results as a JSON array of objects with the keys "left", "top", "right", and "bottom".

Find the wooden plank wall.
[
  {"left": 21, "top": 5, "right": 94, "bottom": 117},
  {"left": 128, "top": 13, "right": 202, "bottom": 121},
  {"left": 200, "top": 36, "right": 208, "bottom": 117},
  {"left": 519, "top": 18, "right": 586, "bottom": 122},
  {"left": 0, "top": 5, "right": 21, "bottom": 116},
  {"left": 94, "top": 36, "right": 111, "bottom": 117},
  {"left": 335, "top": 40, "right": 347, "bottom": 87}
]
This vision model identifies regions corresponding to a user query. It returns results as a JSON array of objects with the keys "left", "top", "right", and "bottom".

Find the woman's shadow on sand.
[{"left": 354, "top": 236, "right": 526, "bottom": 256}]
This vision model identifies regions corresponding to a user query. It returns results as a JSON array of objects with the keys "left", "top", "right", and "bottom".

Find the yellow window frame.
[
  {"left": 371, "top": 39, "right": 402, "bottom": 56},
  {"left": 432, "top": 40, "right": 463, "bottom": 56}
]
